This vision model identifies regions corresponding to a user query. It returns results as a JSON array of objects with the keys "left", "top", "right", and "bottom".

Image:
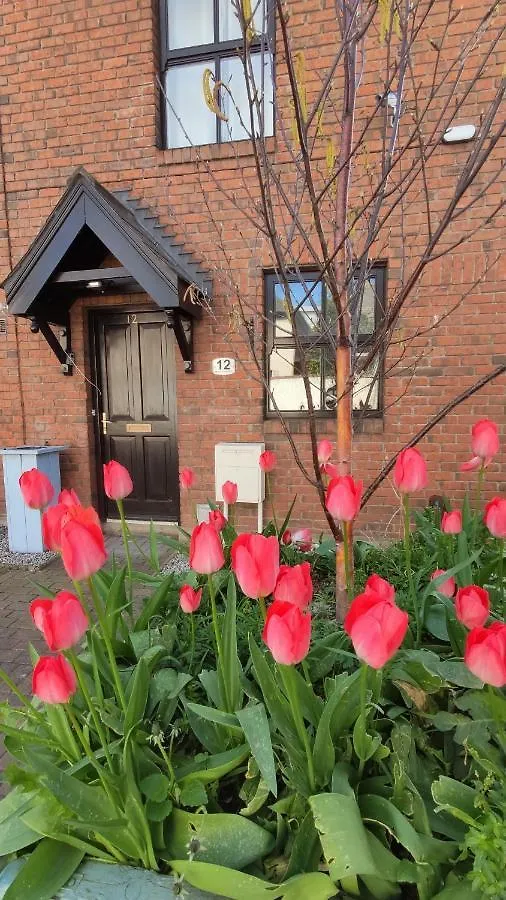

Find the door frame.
[{"left": 88, "top": 303, "right": 180, "bottom": 523}]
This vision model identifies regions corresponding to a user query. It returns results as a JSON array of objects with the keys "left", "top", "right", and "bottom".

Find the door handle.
[{"left": 101, "top": 412, "right": 111, "bottom": 435}]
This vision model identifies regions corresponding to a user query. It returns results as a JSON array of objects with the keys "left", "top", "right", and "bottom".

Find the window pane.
[
  {"left": 274, "top": 280, "right": 323, "bottom": 339},
  {"left": 220, "top": 52, "right": 273, "bottom": 141},
  {"left": 269, "top": 348, "right": 321, "bottom": 412},
  {"left": 165, "top": 61, "right": 217, "bottom": 148},
  {"left": 322, "top": 353, "right": 379, "bottom": 412},
  {"left": 219, "top": 0, "right": 268, "bottom": 41},
  {"left": 167, "top": 0, "right": 214, "bottom": 49},
  {"left": 353, "top": 276, "right": 376, "bottom": 334}
]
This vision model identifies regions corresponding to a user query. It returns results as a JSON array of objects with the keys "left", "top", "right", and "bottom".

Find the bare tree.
[{"left": 160, "top": 0, "right": 505, "bottom": 619}]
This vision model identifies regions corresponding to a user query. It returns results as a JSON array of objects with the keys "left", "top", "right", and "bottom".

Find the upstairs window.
[
  {"left": 161, "top": 0, "right": 274, "bottom": 149},
  {"left": 265, "top": 267, "right": 385, "bottom": 417}
]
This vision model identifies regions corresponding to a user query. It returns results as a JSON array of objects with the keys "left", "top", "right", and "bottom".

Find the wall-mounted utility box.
[
  {"left": 0, "top": 445, "right": 67, "bottom": 552},
  {"left": 215, "top": 443, "right": 265, "bottom": 504}
]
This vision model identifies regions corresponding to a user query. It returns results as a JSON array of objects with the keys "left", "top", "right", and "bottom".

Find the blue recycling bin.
[{"left": 0, "top": 445, "right": 67, "bottom": 553}]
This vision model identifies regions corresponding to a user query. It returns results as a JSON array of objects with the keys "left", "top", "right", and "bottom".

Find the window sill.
[
  {"left": 264, "top": 414, "right": 384, "bottom": 435},
  {"left": 157, "top": 135, "right": 276, "bottom": 166}
]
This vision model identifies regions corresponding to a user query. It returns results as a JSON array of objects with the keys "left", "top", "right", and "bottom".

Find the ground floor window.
[{"left": 265, "top": 267, "right": 385, "bottom": 417}]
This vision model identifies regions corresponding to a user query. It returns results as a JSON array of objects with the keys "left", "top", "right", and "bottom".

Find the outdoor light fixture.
[
  {"left": 86, "top": 280, "right": 103, "bottom": 289},
  {"left": 442, "top": 124, "right": 476, "bottom": 144},
  {"left": 376, "top": 90, "right": 401, "bottom": 125}
]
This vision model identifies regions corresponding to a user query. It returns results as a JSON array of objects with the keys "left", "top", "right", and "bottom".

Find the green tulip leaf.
[
  {"left": 236, "top": 703, "right": 277, "bottom": 797},
  {"left": 3, "top": 838, "right": 84, "bottom": 900},
  {"left": 164, "top": 809, "right": 275, "bottom": 870},
  {"left": 0, "top": 790, "right": 39, "bottom": 856},
  {"left": 310, "top": 791, "right": 378, "bottom": 881}
]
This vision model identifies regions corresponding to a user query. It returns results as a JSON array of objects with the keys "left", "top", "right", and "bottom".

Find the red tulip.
[
  {"left": 364, "top": 573, "right": 395, "bottom": 603},
  {"left": 274, "top": 562, "right": 312, "bottom": 610},
  {"left": 180, "top": 468, "right": 196, "bottom": 490},
  {"left": 317, "top": 439, "right": 333, "bottom": 465},
  {"left": 431, "top": 569, "right": 456, "bottom": 598},
  {"left": 326, "top": 475, "right": 363, "bottom": 522},
  {"left": 32, "top": 655, "right": 77, "bottom": 704},
  {"left": 222, "top": 481, "right": 238, "bottom": 505},
  {"left": 484, "top": 497, "right": 506, "bottom": 539},
  {"left": 179, "top": 585, "right": 202, "bottom": 614},
  {"left": 292, "top": 528, "right": 312, "bottom": 551},
  {"left": 344, "top": 590, "right": 409, "bottom": 669},
  {"left": 103, "top": 460, "right": 133, "bottom": 500},
  {"left": 281, "top": 529, "right": 292, "bottom": 545},
  {"left": 393, "top": 448, "right": 428, "bottom": 494},
  {"left": 464, "top": 622, "right": 506, "bottom": 687},
  {"left": 441, "top": 510, "right": 462, "bottom": 535},
  {"left": 323, "top": 462, "right": 339, "bottom": 478},
  {"left": 461, "top": 419, "right": 499, "bottom": 472},
  {"left": 231, "top": 533, "right": 279, "bottom": 599},
  {"left": 19, "top": 469, "right": 54, "bottom": 510},
  {"left": 262, "top": 599, "right": 311, "bottom": 665},
  {"left": 30, "top": 591, "right": 88, "bottom": 651},
  {"left": 58, "top": 489, "right": 81, "bottom": 507},
  {"left": 189, "top": 522, "right": 224, "bottom": 575},
  {"left": 208, "top": 508, "right": 227, "bottom": 532},
  {"left": 455, "top": 585, "right": 490, "bottom": 630},
  {"left": 259, "top": 450, "right": 277, "bottom": 472},
  {"left": 42, "top": 503, "right": 68, "bottom": 552},
  {"left": 60, "top": 506, "right": 107, "bottom": 581}
]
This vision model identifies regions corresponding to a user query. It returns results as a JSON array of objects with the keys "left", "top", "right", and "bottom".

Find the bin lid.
[{"left": 0, "top": 445, "right": 68, "bottom": 455}]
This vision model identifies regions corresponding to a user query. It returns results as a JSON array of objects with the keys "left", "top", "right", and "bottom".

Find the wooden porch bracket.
[{"left": 30, "top": 316, "right": 74, "bottom": 375}]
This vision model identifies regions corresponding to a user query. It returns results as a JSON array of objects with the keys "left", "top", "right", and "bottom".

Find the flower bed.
[{"left": 0, "top": 423, "right": 505, "bottom": 900}]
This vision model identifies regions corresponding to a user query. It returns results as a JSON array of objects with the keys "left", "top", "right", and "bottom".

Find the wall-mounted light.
[
  {"left": 442, "top": 124, "right": 476, "bottom": 144},
  {"left": 86, "top": 280, "right": 103, "bottom": 289},
  {"left": 376, "top": 90, "right": 401, "bottom": 126}
]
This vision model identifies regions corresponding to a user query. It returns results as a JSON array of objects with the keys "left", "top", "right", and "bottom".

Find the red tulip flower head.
[
  {"left": 231, "top": 533, "right": 279, "bottom": 599},
  {"left": 19, "top": 469, "right": 54, "bottom": 510},
  {"left": 323, "top": 462, "right": 339, "bottom": 479},
  {"left": 103, "top": 460, "right": 133, "bottom": 501},
  {"left": 32, "top": 655, "right": 77, "bottom": 704},
  {"left": 179, "top": 585, "right": 202, "bottom": 614},
  {"left": 281, "top": 529, "right": 292, "bottom": 545},
  {"left": 464, "top": 622, "right": 506, "bottom": 687},
  {"left": 364, "top": 573, "right": 395, "bottom": 603},
  {"left": 483, "top": 497, "right": 506, "bottom": 539},
  {"left": 431, "top": 569, "right": 456, "bottom": 598},
  {"left": 259, "top": 450, "right": 277, "bottom": 472},
  {"left": 274, "top": 562, "right": 313, "bottom": 610},
  {"left": 344, "top": 590, "right": 409, "bottom": 669},
  {"left": 60, "top": 506, "right": 107, "bottom": 581},
  {"left": 393, "top": 448, "right": 428, "bottom": 494},
  {"left": 179, "top": 468, "right": 196, "bottom": 490},
  {"left": 317, "top": 439, "right": 333, "bottom": 466},
  {"left": 262, "top": 600, "right": 311, "bottom": 665},
  {"left": 292, "top": 528, "right": 312, "bottom": 552},
  {"left": 208, "top": 508, "right": 227, "bottom": 532},
  {"left": 42, "top": 503, "right": 68, "bottom": 552},
  {"left": 326, "top": 475, "right": 363, "bottom": 522},
  {"left": 222, "top": 481, "right": 238, "bottom": 505},
  {"left": 189, "top": 522, "right": 225, "bottom": 575},
  {"left": 58, "top": 489, "right": 81, "bottom": 508},
  {"left": 30, "top": 591, "right": 88, "bottom": 651},
  {"left": 461, "top": 419, "right": 500, "bottom": 472},
  {"left": 455, "top": 585, "right": 490, "bottom": 630},
  {"left": 441, "top": 510, "right": 462, "bottom": 535}
]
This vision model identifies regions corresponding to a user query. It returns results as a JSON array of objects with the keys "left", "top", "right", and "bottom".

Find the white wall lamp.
[{"left": 442, "top": 124, "right": 476, "bottom": 144}]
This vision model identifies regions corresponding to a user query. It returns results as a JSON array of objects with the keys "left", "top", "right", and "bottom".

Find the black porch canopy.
[{"left": 1, "top": 168, "right": 212, "bottom": 373}]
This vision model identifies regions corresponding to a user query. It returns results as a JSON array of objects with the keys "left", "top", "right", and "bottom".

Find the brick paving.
[{"left": 0, "top": 532, "right": 174, "bottom": 775}]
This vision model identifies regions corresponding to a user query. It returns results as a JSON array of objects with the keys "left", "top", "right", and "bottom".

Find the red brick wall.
[{"left": 0, "top": 0, "right": 504, "bottom": 538}]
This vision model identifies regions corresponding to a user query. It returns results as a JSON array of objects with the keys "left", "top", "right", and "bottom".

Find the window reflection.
[
  {"left": 167, "top": 0, "right": 214, "bottom": 49},
  {"left": 269, "top": 348, "right": 322, "bottom": 411},
  {"left": 166, "top": 61, "right": 217, "bottom": 148},
  {"left": 274, "top": 281, "right": 323, "bottom": 339},
  {"left": 221, "top": 53, "right": 273, "bottom": 142}
]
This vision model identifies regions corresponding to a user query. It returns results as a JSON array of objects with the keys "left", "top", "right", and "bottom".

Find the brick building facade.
[{"left": 0, "top": 0, "right": 504, "bottom": 539}]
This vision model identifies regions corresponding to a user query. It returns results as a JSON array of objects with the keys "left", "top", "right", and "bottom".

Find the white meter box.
[{"left": 215, "top": 443, "right": 265, "bottom": 504}]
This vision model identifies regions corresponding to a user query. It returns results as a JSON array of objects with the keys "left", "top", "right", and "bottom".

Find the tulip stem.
[
  {"left": 0, "top": 667, "right": 46, "bottom": 725},
  {"left": 357, "top": 662, "right": 369, "bottom": 779},
  {"left": 87, "top": 578, "right": 127, "bottom": 714},
  {"left": 279, "top": 664, "right": 315, "bottom": 794},
  {"left": 65, "top": 704, "right": 116, "bottom": 806},
  {"left": 402, "top": 495, "right": 420, "bottom": 647},
  {"left": 189, "top": 614, "right": 196, "bottom": 671},
  {"left": 342, "top": 521, "right": 353, "bottom": 600},
  {"left": 116, "top": 499, "right": 134, "bottom": 620},
  {"left": 67, "top": 649, "right": 114, "bottom": 771},
  {"left": 72, "top": 580, "right": 92, "bottom": 621},
  {"left": 258, "top": 596, "right": 267, "bottom": 623},
  {"left": 265, "top": 473, "right": 279, "bottom": 535},
  {"left": 207, "top": 575, "right": 229, "bottom": 711},
  {"left": 499, "top": 539, "right": 505, "bottom": 618}
]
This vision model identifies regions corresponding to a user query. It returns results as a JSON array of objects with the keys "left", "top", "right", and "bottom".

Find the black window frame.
[
  {"left": 159, "top": 0, "right": 275, "bottom": 149},
  {"left": 264, "top": 265, "right": 386, "bottom": 419}
]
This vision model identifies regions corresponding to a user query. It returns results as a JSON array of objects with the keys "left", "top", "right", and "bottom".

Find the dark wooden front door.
[{"left": 94, "top": 309, "right": 179, "bottom": 521}]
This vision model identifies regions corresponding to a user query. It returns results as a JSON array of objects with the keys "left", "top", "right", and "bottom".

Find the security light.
[
  {"left": 86, "top": 280, "right": 103, "bottom": 289},
  {"left": 442, "top": 124, "right": 476, "bottom": 144}
]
